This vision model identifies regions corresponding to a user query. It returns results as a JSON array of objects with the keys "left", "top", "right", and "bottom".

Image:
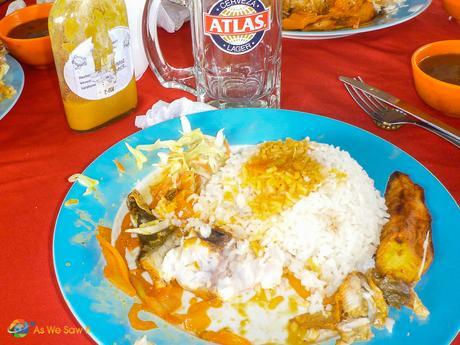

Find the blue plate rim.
[
  {"left": 282, "top": 0, "right": 432, "bottom": 38},
  {"left": 0, "top": 55, "right": 25, "bottom": 120},
  {"left": 52, "top": 108, "right": 459, "bottom": 345}
]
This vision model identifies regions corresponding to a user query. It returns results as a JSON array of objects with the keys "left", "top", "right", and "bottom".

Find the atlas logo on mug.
[{"left": 204, "top": 0, "right": 271, "bottom": 55}]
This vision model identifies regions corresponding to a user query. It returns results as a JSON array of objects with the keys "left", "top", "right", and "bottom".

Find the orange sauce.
[
  {"left": 96, "top": 230, "right": 136, "bottom": 296},
  {"left": 183, "top": 298, "right": 223, "bottom": 333},
  {"left": 150, "top": 170, "right": 201, "bottom": 220},
  {"left": 129, "top": 271, "right": 184, "bottom": 325},
  {"left": 201, "top": 329, "right": 252, "bottom": 345},
  {"left": 233, "top": 303, "right": 248, "bottom": 318},
  {"left": 284, "top": 271, "right": 311, "bottom": 299},
  {"left": 97, "top": 225, "right": 112, "bottom": 242},
  {"left": 250, "top": 289, "right": 284, "bottom": 310},
  {"left": 288, "top": 297, "right": 299, "bottom": 313},
  {"left": 249, "top": 240, "right": 263, "bottom": 256},
  {"left": 115, "top": 213, "right": 140, "bottom": 257},
  {"left": 304, "top": 258, "right": 321, "bottom": 274},
  {"left": 286, "top": 319, "right": 308, "bottom": 345},
  {"left": 193, "top": 289, "right": 217, "bottom": 301},
  {"left": 149, "top": 172, "right": 172, "bottom": 208},
  {"left": 251, "top": 289, "right": 270, "bottom": 307},
  {"left": 96, "top": 224, "right": 250, "bottom": 343},
  {"left": 183, "top": 237, "right": 213, "bottom": 250},
  {"left": 64, "top": 198, "right": 79, "bottom": 206},
  {"left": 154, "top": 281, "right": 184, "bottom": 314},
  {"left": 113, "top": 159, "right": 126, "bottom": 174},
  {"left": 268, "top": 296, "right": 284, "bottom": 310},
  {"left": 241, "top": 139, "right": 323, "bottom": 219},
  {"left": 139, "top": 257, "right": 162, "bottom": 282},
  {"left": 128, "top": 303, "right": 157, "bottom": 330}
]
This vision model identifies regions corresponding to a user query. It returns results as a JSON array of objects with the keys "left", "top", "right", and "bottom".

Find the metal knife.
[{"left": 339, "top": 76, "right": 460, "bottom": 140}]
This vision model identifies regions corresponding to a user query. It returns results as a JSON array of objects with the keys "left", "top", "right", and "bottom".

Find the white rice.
[{"left": 159, "top": 140, "right": 388, "bottom": 314}]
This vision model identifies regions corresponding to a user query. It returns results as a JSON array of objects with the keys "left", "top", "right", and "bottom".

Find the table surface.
[{"left": 1, "top": 0, "right": 459, "bottom": 344}]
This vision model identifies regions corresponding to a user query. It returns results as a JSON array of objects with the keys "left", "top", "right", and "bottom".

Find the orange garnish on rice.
[
  {"left": 241, "top": 139, "right": 324, "bottom": 219},
  {"left": 284, "top": 270, "right": 311, "bottom": 299}
]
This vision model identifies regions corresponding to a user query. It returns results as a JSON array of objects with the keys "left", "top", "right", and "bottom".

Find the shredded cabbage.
[
  {"left": 126, "top": 219, "right": 170, "bottom": 235},
  {"left": 68, "top": 173, "right": 99, "bottom": 195},
  {"left": 126, "top": 143, "right": 147, "bottom": 170},
  {"left": 180, "top": 115, "right": 192, "bottom": 134},
  {"left": 123, "top": 118, "right": 230, "bottom": 221},
  {"left": 135, "top": 121, "right": 229, "bottom": 180}
]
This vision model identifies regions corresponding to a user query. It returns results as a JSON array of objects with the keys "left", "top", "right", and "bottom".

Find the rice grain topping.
[{"left": 241, "top": 139, "right": 324, "bottom": 219}]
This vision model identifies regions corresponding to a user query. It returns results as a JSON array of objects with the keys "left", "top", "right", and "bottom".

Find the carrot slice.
[
  {"left": 97, "top": 225, "right": 112, "bottom": 243},
  {"left": 96, "top": 234, "right": 136, "bottom": 296},
  {"left": 284, "top": 271, "right": 311, "bottom": 299},
  {"left": 183, "top": 298, "right": 222, "bottom": 333}
]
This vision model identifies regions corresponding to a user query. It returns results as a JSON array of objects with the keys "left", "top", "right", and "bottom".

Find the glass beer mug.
[{"left": 142, "top": 0, "right": 282, "bottom": 108}]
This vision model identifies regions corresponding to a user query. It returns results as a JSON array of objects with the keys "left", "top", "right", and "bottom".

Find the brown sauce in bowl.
[
  {"left": 7, "top": 17, "right": 49, "bottom": 39},
  {"left": 418, "top": 54, "right": 460, "bottom": 86}
]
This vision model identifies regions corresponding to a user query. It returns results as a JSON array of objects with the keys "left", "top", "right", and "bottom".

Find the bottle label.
[
  {"left": 63, "top": 26, "right": 134, "bottom": 100},
  {"left": 204, "top": 0, "right": 271, "bottom": 55}
]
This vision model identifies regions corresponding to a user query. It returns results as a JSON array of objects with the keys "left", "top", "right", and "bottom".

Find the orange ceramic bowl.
[
  {"left": 0, "top": 3, "right": 53, "bottom": 68},
  {"left": 443, "top": 0, "right": 460, "bottom": 21},
  {"left": 411, "top": 40, "right": 460, "bottom": 118}
]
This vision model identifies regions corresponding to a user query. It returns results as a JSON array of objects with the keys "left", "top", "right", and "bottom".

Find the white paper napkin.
[
  {"left": 6, "top": 0, "right": 26, "bottom": 15},
  {"left": 135, "top": 97, "right": 216, "bottom": 129},
  {"left": 7, "top": 0, "right": 54, "bottom": 15},
  {"left": 159, "top": 0, "right": 190, "bottom": 33}
]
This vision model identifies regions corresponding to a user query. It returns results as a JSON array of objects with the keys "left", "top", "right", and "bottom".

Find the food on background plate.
[
  {"left": 87, "top": 118, "right": 433, "bottom": 345},
  {"left": 282, "top": 0, "right": 404, "bottom": 31},
  {"left": 0, "top": 42, "right": 16, "bottom": 102}
]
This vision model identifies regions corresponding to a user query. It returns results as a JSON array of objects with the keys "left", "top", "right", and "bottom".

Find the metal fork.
[{"left": 343, "top": 77, "right": 460, "bottom": 148}]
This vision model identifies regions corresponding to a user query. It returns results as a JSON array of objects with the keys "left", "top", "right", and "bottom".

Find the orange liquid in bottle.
[
  {"left": 63, "top": 78, "right": 137, "bottom": 131},
  {"left": 49, "top": 0, "right": 137, "bottom": 131}
]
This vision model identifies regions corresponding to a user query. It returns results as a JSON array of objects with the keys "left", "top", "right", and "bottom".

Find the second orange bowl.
[
  {"left": 443, "top": 0, "right": 460, "bottom": 21},
  {"left": 0, "top": 3, "right": 53, "bottom": 68},
  {"left": 411, "top": 40, "right": 460, "bottom": 118}
]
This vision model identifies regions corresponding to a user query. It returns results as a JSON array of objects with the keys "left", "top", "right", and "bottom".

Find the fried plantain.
[
  {"left": 376, "top": 172, "right": 434, "bottom": 284},
  {"left": 372, "top": 172, "right": 433, "bottom": 318}
]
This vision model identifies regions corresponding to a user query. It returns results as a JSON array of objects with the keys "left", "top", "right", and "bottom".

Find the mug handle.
[{"left": 142, "top": 0, "right": 197, "bottom": 95}]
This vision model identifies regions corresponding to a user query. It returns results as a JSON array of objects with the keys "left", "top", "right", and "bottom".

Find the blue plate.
[
  {"left": 282, "top": 0, "right": 431, "bottom": 40},
  {"left": 0, "top": 55, "right": 24, "bottom": 120},
  {"left": 53, "top": 109, "right": 460, "bottom": 345}
]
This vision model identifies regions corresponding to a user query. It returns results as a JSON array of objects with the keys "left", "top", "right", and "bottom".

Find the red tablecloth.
[{"left": 1, "top": 0, "right": 459, "bottom": 344}]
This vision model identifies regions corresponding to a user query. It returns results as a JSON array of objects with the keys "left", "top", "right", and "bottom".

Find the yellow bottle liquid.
[{"left": 48, "top": 0, "right": 137, "bottom": 131}]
